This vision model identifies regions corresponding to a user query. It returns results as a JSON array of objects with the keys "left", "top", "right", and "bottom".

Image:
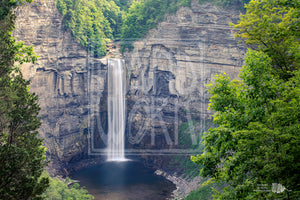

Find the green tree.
[
  {"left": 56, "top": 0, "right": 124, "bottom": 57},
  {"left": 0, "top": 0, "right": 49, "bottom": 199},
  {"left": 112, "top": 0, "right": 131, "bottom": 11},
  {"left": 191, "top": 0, "right": 300, "bottom": 199},
  {"left": 197, "top": 0, "right": 250, "bottom": 10},
  {"left": 120, "top": 0, "right": 192, "bottom": 52},
  {"left": 232, "top": 0, "right": 300, "bottom": 80},
  {"left": 41, "top": 172, "right": 94, "bottom": 200}
]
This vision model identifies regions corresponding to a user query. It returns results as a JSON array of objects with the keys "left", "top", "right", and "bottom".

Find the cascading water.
[{"left": 107, "top": 59, "right": 126, "bottom": 161}]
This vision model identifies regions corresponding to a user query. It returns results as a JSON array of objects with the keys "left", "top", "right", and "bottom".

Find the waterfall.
[{"left": 107, "top": 59, "right": 126, "bottom": 161}]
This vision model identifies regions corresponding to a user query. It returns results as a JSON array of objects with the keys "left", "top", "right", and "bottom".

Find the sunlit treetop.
[{"left": 232, "top": 0, "right": 300, "bottom": 79}]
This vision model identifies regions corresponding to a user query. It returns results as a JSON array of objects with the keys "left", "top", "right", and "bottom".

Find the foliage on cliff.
[
  {"left": 0, "top": 0, "right": 49, "bottom": 199},
  {"left": 120, "top": 0, "right": 192, "bottom": 51},
  {"left": 56, "top": 0, "right": 192, "bottom": 54},
  {"left": 42, "top": 173, "right": 94, "bottom": 200},
  {"left": 56, "top": 0, "right": 124, "bottom": 57},
  {"left": 191, "top": 0, "right": 300, "bottom": 199},
  {"left": 56, "top": 0, "right": 251, "bottom": 54},
  {"left": 120, "top": 0, "right": 251, "bottom": 51},
  {"left": 199, "top": 0, "right": 250, "bottom": 10}
]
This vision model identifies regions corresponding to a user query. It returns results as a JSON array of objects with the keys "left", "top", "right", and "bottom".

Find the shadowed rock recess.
[{"left": 14, "top": 0, "right": 246, "bottom": 174}]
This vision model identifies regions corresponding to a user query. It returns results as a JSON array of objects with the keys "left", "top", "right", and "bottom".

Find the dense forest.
[
  {"left": 191, "top": 0, "right": 300, "bottom": 199},
  {"left": 56, "top": 0, "right": 123, "bottom": 57},
  {"left": 56, "top": 0, "right": 250, "bottom": 55}
]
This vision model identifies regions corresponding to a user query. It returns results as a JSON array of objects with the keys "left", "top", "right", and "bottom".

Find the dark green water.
[{"left": 70, "top": 161, "right": 176, "bottom": 200}]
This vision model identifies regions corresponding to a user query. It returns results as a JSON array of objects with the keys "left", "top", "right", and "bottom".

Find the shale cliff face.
[
  {"left": 15, "top": 0, "right": 246, "bottom": 172},
  {"left": 123, "top": 1, "right": 245, "bottom": 164},
  {"left": 14, "top": 0, "right": 108, "bottom": 171}
]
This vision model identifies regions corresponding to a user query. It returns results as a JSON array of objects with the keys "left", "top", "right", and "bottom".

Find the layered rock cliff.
[
  {"left": 15, "top": 0, "right": 246, "bottom": 173},
  {"left": 123, "top": 0, "right": 245, "bottom": 166},
  {"left": 14, "top": 0, "right": 108, "bottom": 172}
]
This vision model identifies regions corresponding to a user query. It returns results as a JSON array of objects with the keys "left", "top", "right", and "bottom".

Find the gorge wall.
[
  {"left": 123, "top": 1, "right": 245, "bottom": 166},
  {"left": 15, "top": 0, "right": 246, "bottom": 174},
  {"left": 14, "top": 0, "right": 109, "bottom": 172}
]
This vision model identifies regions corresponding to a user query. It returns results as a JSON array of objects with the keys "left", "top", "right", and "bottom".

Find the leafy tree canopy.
[
  {"left": 56, "top": 0, "right": 193, "bottom": 53},
  {"left": 57, "top": 0, "right": 251, "bottom": 54},
  {"left": 120, "top": 0, "right": 192, "bottom": 51},
  {"left": 41, "top": 172, "right": 94, "bottom": 200},
  {"left": 191, "top": 0, "right": 300, "bottom": 199},
  {"left": 56, "top": 0, "right": 124, "bottom": 57},
  {"left": 232, "top": 0, "right": 300, "bottom": 80},
  {"left": 198, "top": 0, "right": 250, "bottom": 9},
  {"left": 0, "top": 0, "right": 49, "bottom": 199}
]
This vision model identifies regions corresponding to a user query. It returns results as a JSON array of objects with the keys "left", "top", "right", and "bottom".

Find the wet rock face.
[{"left": 15, "top": 0, "right": 246, "bottom": 172}]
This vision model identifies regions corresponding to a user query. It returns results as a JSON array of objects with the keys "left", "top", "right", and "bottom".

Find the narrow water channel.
[{"left": 70, "top": 161, "right": 176, "bottom": 200}]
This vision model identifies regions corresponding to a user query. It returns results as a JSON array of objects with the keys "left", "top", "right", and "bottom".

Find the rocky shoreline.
[{"left": 155, "top": 169, "right": 203, "bottom": 200}]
